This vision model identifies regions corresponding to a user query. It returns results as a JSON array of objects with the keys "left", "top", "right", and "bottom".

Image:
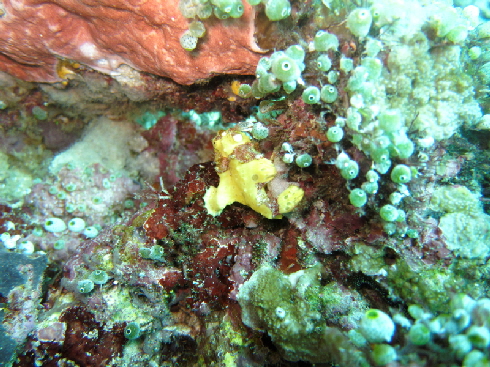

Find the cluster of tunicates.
[
  {"left": 179, "top": 20, "right": 207, "bottom": 51},
  {"left": 279, "top": 142, "right": 312, "bottom": 168},
  {"left": 178, "top": 0, "right": 292, "bottom": 51},
  {"left": 44, "top": 217, "right": 99, "bottom": 239},
  {"left": 77, "top": 269, "right": 111, "bottom": 294}
]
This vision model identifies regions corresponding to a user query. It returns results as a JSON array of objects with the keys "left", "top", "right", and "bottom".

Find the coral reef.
[{"left": 0, "top": 0, "right": 490, "bottom": 366}]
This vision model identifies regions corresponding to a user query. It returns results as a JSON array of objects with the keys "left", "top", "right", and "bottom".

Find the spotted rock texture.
[{"left": 0, "top": 0, "right": 263, "bottom": 84}]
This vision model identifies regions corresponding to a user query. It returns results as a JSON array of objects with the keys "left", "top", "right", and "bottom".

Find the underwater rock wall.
[
  {"left": 0, "top": 0, "right": 261, "bottom": 84},
  {"left": 0, "top": 0, "right": 490, "bottom": 366}
]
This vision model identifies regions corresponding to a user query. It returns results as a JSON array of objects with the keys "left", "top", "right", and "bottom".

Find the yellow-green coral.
[
  {"left": 430, "top": 185, "right": 481, "bottom": 214},
  {"left": 237, "top": 264, "right": 366, "bottom": 364},
  {"left": 431, "top": 185, "right": 490, "bottom": 258}
]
